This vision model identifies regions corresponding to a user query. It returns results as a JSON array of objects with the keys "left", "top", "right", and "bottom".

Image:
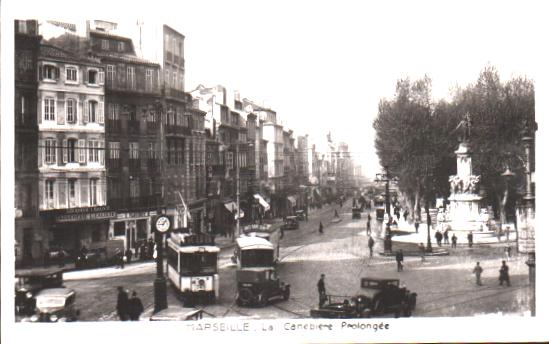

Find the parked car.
[
  {"left": 74, "top": 240, "right": 124, "bottom": 269},
  {"left": 22, "top": 288, "right": 79, "bottom": 322},
  {"left": 295, "top": 210, "right": 306, "bottom": 221},
  {"left": 236, "top": 268, "right": 290, "bottom": 307},
  {"left": 282, "top": 216, "right": 299, "bottom": 230},
  {"left": 15, "top": 268, "right": 64, "bottom": 315},
  {"left": 43, "top": 247, "right": 72, "bottom": 266},
  {"left": 310, "top": 277, "right": 416, "bottom": 318},
  {"left": 150, "top": 306, "right": 204, "bottom": 321}
]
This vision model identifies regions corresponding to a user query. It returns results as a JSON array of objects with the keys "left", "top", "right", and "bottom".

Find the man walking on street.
[
  {"left": 443, "top": 228, "right": 449, "bottom": 245},
  {"left": 318, "top": 221, "right": 324, "bottom": 234},
  {"left": 368, "top": 235, "right": 375, "bottom": 258},
  {"left": 128, "top": 290, "right": 144, "bottom": 321},
  {"left": 116, "top": 286, "right": 129, "bottom": 321},
  {"left": 473, "top": 262, "right": 483, "bottom": 286},
  {"left": 499, "top": 260, "right": 511, "bottom": 286},
  {"left": 366, "top": 219, "right": 371, "bottom": 236},
  {"left": 317, "top": 274, "right": 327, "bottom": 307},
  {"left": 414, "top": 220, "right": 419, "bottom": 234},
  {"left": 395, "top": 249, "right": 404, "bottom": 272},
  {"left": 451, "top": 233, "right": 457, "bottom": 248},
  {"left": 467, "top": 231, "right": 474, "bottom": 248}
]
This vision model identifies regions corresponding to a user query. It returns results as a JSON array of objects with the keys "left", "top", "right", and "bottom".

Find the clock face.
[{"left": 155, "top": 216, "right": 171, "bottom": 233}]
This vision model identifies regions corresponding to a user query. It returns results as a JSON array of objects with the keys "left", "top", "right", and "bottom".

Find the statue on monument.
[{"left": 454, "top": 112, "right": 472, "bottom": 143}]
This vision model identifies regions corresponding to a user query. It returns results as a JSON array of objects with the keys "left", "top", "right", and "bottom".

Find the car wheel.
[
  {"left": 238, "top": 288, "right": 254, "bottom": 306},
  {"left": 258, "top": 291, "right": 268, "bottom": 307},
  {"left": 283, "top": 286, "right": 290, "bottom": 301}
]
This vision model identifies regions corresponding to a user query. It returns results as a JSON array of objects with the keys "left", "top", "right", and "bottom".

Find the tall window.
[
  {"left": 89, "top": 100, "right": 97, "bottom": 123},
  {"left": 66, "top": 99, "right": 77, "bottom": 123},
  {"left": 118, "top": 41, "right": 125, "bottom": 52},
  {"left": 88, "top": 140, "right": 100, "bottom": 163},
  {"left": 130, "top": 179, "right": 140, "bottom": 198},
  {"left": 89, "top": 179, "right": 98, "bottom": 206},
  {"left": 67, "top": 138, "right": 78, "bottom": 162},
  {"left": 88, "top": 69, "right": 98, "bottom": 84},
  {"left": 172, "top": 72, "right": 177, "bottom": 88},
  {"left": 45, "top": 179, "right": 55, "bottom": 207},
  {"left": 108, "top": 103, "right": 119, "bottom": 120},
  {"left": 109, "top": 142, "right": 120, "bottom": 159},
  {"left": 43, "top": 64, "right": 58, "bottom": 80},
  {"left": 148, "top": 142, "right": 156, "bottom": 159},
  {"left": 68, "top": 179, "right": 77, "bottom": 207},
  {"left": 129, "top": 142, "right": 139, "bottom": 159},
  {"left": 44, "top": 98, "right": 55, "bottom": 121},
  {"left": 165, "top": 70, "right": 170, "bottom": 87},
  {"left": 106, "top": 65, "right": 115, "bottom": 82},
  {"left": 127, "top": 67, "right": 135, "bottom": 89},
  {"left": 101, "top": 39, "right": 109, "bottom": 50},
  {"left": 146, "top": 69, "right": 153, "bottom": 90},
  {"left": 66, "top": 66, "right": 78, "bottom": 82},
  {"left": 44, "top": 139, "right": 56, "bottom": 164},
  {"left": 20, "top": 95, "right": 26, "bottom": 125},
  {"left": 227, "top": 152, "right": 234, "bottom": 170}
]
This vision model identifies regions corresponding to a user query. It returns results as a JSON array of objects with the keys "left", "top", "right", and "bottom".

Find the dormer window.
[
  {"left": 101, "top": 39, "right": 109, "bottom": 50},
  {"left": 118, "top": 41, "right": 125, "bottom": 52},
  {"left": 43, "top": 64, "right": 59, "bottom": 80}
]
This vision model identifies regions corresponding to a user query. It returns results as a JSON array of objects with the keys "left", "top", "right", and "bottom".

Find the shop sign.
[
  {"left": 55, "top": 206, "right": 116, "bottom": 223},
  {"left": 517, "top": 206, "right": 535, "bottom": 254}
]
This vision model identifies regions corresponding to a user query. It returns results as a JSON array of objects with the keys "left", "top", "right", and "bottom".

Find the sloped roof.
[
  {"left": 39, "top": 44, "right": 101, "bottom": 66},
  {"left": 94, "top": 51, "right": 159, "bottom": 67}
]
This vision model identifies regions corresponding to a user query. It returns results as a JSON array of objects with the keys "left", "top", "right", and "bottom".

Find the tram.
[
  {"left": 241, "top": 223, "right": 281, "bottom": 262},
  {"left": 166, "top": 232, "right": 220, "bottom": 305},
  {"left": 374, "top": 195, "right": 386, "bottom": 221}
]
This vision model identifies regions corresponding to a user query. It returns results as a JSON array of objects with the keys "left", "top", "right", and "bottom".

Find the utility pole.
[{"left": 235, "top": 139, "right": 240, "bottom": 238}]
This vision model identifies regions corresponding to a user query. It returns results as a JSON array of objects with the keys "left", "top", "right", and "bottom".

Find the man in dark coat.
[
  {"left": 414, "top": 220, "right": 420, "bottom": 233},
  {"left": 368, "top": 236, "right": 375, "bottom": 258},
  {"left": 116, "top": 286, "right": 129, "bottom": 321},
  {"left": 395, "top": 249, "right": 404, "bottom": 271},
  {"left": 467, "top": 231, "right": 474, "bottom": 248},
  {"left": 318, "top": 221, "right": 324, "bottom": 234},
  {"left": 317, "top": 274, "right": 327, "bottom": 307},
  {"left": 499, "top": 260, "right": 510, "bottom": 286},
  {"left": 443, "top": 229, "right": 449, "bottom": 245},
  {"left": 435, "top": 230, "right": 443, "bottom": 247},
  {"left": 451, "top": 233, "right": 458, "bottom": 248},
  {"left": 128, "top": 290, "right": 144, "bottom": 321}
]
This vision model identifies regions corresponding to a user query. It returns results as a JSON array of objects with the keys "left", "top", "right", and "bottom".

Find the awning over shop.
[
  {"left": 254, "top": 194, "right": 271, "bottom": 211},
  {"left": 224, "top": 202, "right": 244, "bottom": 219},
  {"left": 287, "top": 196, "right": 297, "bottom": 207}
]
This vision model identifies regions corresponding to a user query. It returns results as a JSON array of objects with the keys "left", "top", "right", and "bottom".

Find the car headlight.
[
  {"left": 30, "top": 315, "right": 39, "bottom": 322},
  {"left": 25, "top": 292, "right": 33, "bottom": 299},
  {"left": 50, "top": 314, "right": 58, "bottom": 322}
]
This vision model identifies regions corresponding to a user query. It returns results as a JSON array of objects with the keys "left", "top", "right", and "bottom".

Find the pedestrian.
[
  {"left": 473, "top": 262, "right": 483, "bottom": 286},
  {"left": 451, "top": 233, "right": 457, "bottom": 248},
  {"left": 403, "top": 209, "right": 409, "bottom": 222},
  {"left": 116, "top": 286, "right": 129, "bottom": 321},
  {"left": 496, "top": 227, "right": 502, "bottom": 242},
  {"left": 414, "top": 220, "right": 419, "bottom": 234},
  {"left": 368, "top": 236, "right": 375, "bottom": 258},
  {"left": 367, "top": 213, "right": 372, "bottom": 222},
  {"left": 128, "top": 290, "right": 144, "bottom": 321},
  {"left": 435, "top": 230, "right": 443, "bottom": 247},
  {"left": 317, "top": 274, "right": 327, "bottom": 307},
  {"left": 443, "top": 229, "right": 449, "bottom": 245},
  {"left": 147, "top": 238, "right": 155, "bottom": 260},
  {"left": 467, "top": 231, "right": 473, "bottom": 248},
  {"left": 334, "top": 209, "right": 339, "bottom": 218},
  {"left": 339, "top": 199, "right": 343, "bottom": 208},
  {"left": 505, "top": 245, "right": 512, "bottom": 259},
  {"left": 125, "top": 247, "right": 133, "bottom": 264},
  {"left": 396, "top": 210, "right": 400, "bottom": 221},
  {"left": 395, "top": 249, "right": 404, "bottom": 271},
  {"left": 418, "top": 242, "right": 426, "bottom": 262},
  {"left": 505, "top": 226, "right": 510, "bottom": 242},
  {"left": 318, "top": 221, "right": 324, "bottom": 234},
  {"left": 499, "top": 260, "right": 511, "bottom": 286},
  {"left": 115, "top": 249, "right": 125, "bottom": 269},
  {"left": 366, "top": 220, "right": 371, "bottom": 236}
]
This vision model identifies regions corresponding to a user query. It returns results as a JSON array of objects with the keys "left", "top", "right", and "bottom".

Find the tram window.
[
  {"left": 180, "top": 253, "right": 217, "bottom": 274},
  {"left": 241, "top": 249, "right": 273, "bottom": 268},
  {"left": 167, "top": 247, "right": 178, "bottom": 270}
]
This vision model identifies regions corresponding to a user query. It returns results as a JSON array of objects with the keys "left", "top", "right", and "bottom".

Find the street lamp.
[{"left": 375, "top": 166, "right": 398, "bottom": 253}]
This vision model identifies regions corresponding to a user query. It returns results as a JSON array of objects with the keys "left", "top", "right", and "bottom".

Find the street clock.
[{"left": 155, "top": 215, "right": 171, "bottom": 233}]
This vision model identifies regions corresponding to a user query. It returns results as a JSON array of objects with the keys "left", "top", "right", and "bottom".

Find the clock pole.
[{"left": 153, "top": 216, "right": 169, "bottom": 313}]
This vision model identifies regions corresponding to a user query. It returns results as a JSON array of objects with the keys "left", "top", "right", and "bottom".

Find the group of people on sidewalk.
[{"left": 116, "top": 286, "right": 144, "bottom": 321}]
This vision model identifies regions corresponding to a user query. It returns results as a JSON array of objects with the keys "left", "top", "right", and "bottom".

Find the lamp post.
[
  {"left": 375, "top": 166, "right": 398, "bottom": 253},
  {"left": 501, "top": 165, "right": 515, "bottom": 249}
]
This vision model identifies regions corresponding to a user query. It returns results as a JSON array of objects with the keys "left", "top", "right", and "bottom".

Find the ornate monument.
[{"left": 446, "top": 113, "right": 485, "bottom": 228}]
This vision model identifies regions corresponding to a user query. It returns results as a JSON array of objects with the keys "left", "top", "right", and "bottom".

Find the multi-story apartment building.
[
  {"left": 87, "top": 23, "right": 162, "bottom": 251},
  {"left": 297, "top": 135, "right": 309, "bottom": 185},
  {"left": 15, "top": 20, "right": 42, "bottom": 266},
  {"left": 36, "top": 42, "right": 108, "bottom": 252}
]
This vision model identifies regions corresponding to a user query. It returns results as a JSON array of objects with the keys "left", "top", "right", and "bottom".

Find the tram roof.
[{"left": 236, "top": 236, "right": 273, "bottom": 250}]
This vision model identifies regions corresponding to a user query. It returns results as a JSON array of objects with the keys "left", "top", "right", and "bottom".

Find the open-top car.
[
  {"left": 15, "top": 268, "right": 64, "bottom": 315},
  {"left": 282, "top": 216, "right": 299, "bottom": 230},
  {"left": 22, "top": 288, "right": 80, "bottom": 322},
  {"left": 310, "top": 277, "right": 416, "bottom": 318}
]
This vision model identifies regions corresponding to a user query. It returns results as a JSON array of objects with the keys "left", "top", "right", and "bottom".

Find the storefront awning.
[
  {"left": 224, "top": 202, "right": 244, "bottom": 219},
  {"left": 254, "top": 194, "right": 271, "bottom": 211},
  {"left": 287, "top": 196, "right": 297, "bottom": 207}
]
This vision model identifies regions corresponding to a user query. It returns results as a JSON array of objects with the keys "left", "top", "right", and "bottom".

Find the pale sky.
[{"left": 3, "top": 0, "right": 545, "bottom": 177}]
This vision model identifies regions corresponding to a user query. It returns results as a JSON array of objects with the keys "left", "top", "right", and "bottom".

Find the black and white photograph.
[{"left": 1, "top": 0, "right": 547, "bottom": 343}]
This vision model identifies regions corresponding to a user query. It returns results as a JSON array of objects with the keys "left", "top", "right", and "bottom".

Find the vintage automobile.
[
  {"left": 281, "top": 216, "right": 300, "bottom": 230},
  {"left": 295, "top": 210, "right": 306, "bottom": 221},
  {"left": 352, "top": 207, "right": 362, "bottom": 219},
  {"left": 310, "top": 277, "right": 416, "bottom": 318},
  {"left": 149, "top": 306, "right": 205, "bottom": 321},
  {"left": 15, "top": 268, "right": 64, "bottom": 315},
  {"left": 43, "top": 247, "right": 72, "bottom": 266},
  {"left": 234, "top": 236, "right": 290, "bottom": 307},
  {"left": 74, "top": 240, "right": 124, "bottom": 269},
  {"left": 22, "top": 288, "right": 80, "bottom": 322}
]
